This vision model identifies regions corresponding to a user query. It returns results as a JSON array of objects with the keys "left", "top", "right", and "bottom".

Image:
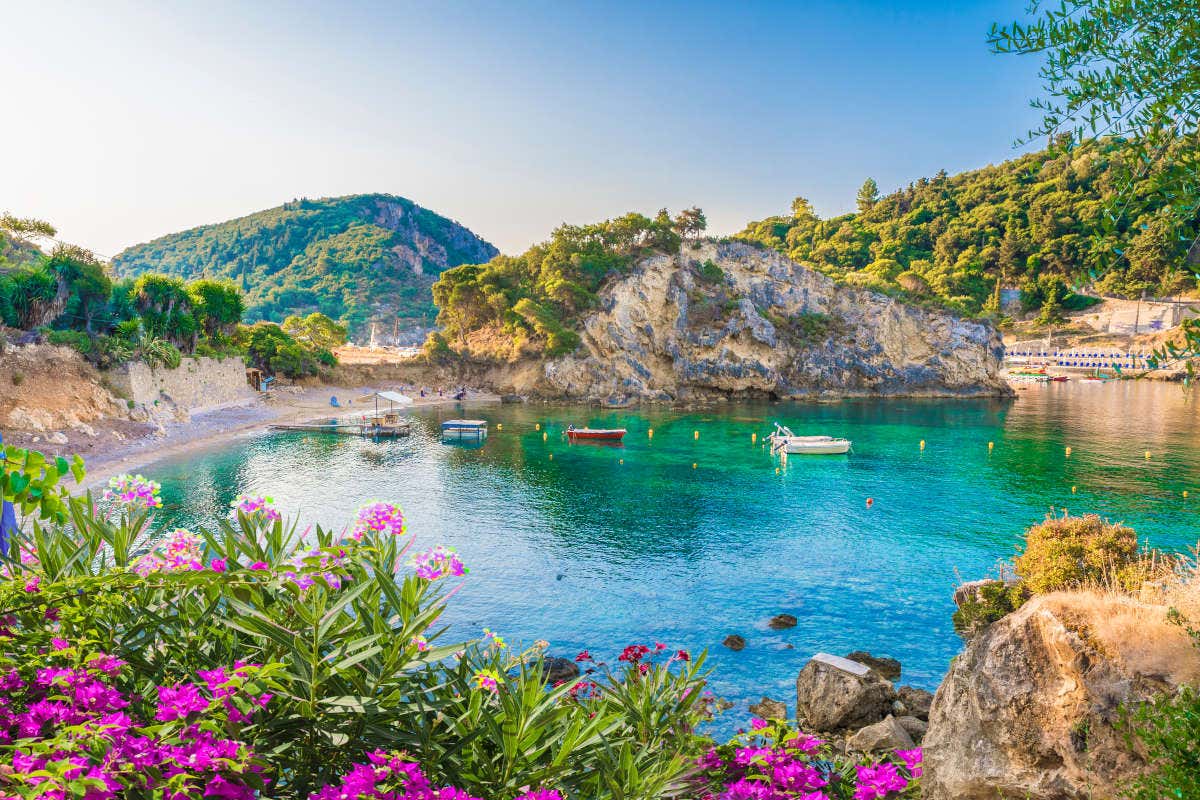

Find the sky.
[{"left": 3, "top": 0, "right": 1047, "bottom": 258}]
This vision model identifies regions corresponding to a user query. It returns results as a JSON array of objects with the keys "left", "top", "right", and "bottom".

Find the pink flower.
[
  {"left": 232, "top": 494, "right": 281, "bottom": 522},
  {"left": 248, "top": 561, "right": 269, "bottom": 571},
  {"left": 853, "top": 763, "right": 908, "bottom": 799},
  {"left": 408, "top": 546, "right": 467, "bottom": 580},
  {"left": 103, "top": 473, "right": 162, "bottom": 509},
  {"left": 350, "top": 501, "right": 406, "bottom": 540},
  {"left": 22, "top": 576, "right": 40, "bottom": 593},
  {"left": 210, "top": 558, "right": 228, "bottom": 572},
  {"left": 750, "top": 717, "right": 769, "bottom": 730},
  {"left": 575, "top": 650, "right": 592, "bottom": 662},
  {"left": 51, "top": 638, "right": 70, "bottom": 651},
  {"left": 895, "top": 747, "right": 923, "bottom": 778}
]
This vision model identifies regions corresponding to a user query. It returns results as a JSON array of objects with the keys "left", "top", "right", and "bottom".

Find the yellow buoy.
[
  {"left": 535, "top": 423, "right": 540, "bottom": 431},
  {"left": 692, "top": 462, "right": 697, "bottom": 469},
  {"left": 1145, "top": 450, "right": 1152, "bottom": 459},
  {"left": 694, "top": 430, "right": 699, "bottom": 440},
  {"left": 988, "top": 441, "right": 994, "bottom": 451},
  {"left": 751, "top": 432, "right": 757, "bottom": 444},
  {"left": 1065, "top": 446, "right": 1072, "bottom": 457},
  {"left": 619, "top": 459, "right": 624, "bottom": 465},
  {"left": 648, "top": 428, "right": 654, "bottom": 439},
  {"left": 548, "top": 453, "right": 553, "bottom": 460},
  {"left": 1071, "top": 486, "right": 1077, "bottom": 494},
  {"left": 775, "top": 467, "right": 780, "bottom": 475},
  {"left": 919, "top": 439, "right": 926, "bottom": 451},
  {"left": 1185, "top": 490, "right": 1190, "bottom": 498},
  {"left": 542, "top": 431, "right": 548, "bottom": 441},
  {"left": 496, "top": 423, "right": 502, "bottom": 431}
]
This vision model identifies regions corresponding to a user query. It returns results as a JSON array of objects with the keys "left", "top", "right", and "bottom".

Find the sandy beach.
[{"left": 76, "top": 385, "right": 501, "bottom": 491}]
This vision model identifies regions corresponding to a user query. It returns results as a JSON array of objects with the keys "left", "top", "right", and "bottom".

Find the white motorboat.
[{"left": 767, "top": 424, "right": 851, "bottom": 455}]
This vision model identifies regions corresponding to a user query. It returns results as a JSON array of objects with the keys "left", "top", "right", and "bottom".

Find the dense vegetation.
[
  {"left": 0, "top": 216, "right": 345, "bottom": 378},
  {"left": 430, "top": 208, "right": 705, "bottom": 358},
  {"left": 738, "top": 136, "right": 1199, "bottom": 319},
  {"left": 0, "top": 449, "right": 922, "bottom": 799},
  {"left": 111, "top": 194, "right": 498, "bottom": 335}
]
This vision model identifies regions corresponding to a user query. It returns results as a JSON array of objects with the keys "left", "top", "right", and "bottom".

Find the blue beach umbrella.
[{"left": 0, "top": 433, "right": 15, "bottom": 557}]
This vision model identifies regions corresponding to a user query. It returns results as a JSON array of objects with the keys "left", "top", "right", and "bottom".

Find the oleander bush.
[{"left": 0, "top": 450, "right": 920, "bottom": 799}]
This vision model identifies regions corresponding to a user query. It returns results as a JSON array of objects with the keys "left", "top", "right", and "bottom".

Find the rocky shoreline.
[{"left": 730, "top": 580, "right": 1200, "bottom": 800}]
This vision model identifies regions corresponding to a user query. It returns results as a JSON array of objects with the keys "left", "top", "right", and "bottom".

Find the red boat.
[{"left": 566, "top": 427, "right": 626, "bottom": 441}]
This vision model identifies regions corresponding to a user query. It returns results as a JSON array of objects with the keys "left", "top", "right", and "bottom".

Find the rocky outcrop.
[
  {"left": 845, "top": 651, "right": 902, "bottom": 681},
  {"left": 795, "top": 653, "right": 896, "bottom": 731},
  {"left": 923, "top": 593, "right": 1200, "bottom": 799},
  {"left": 846, "top": 714, "right": 915, "bottom": 752},
  {"left": 504, "top": 241, "right": 1007, "bottom": 401},
  {"left": 749, "top": 696, "right": 787, "bottom": 720}
]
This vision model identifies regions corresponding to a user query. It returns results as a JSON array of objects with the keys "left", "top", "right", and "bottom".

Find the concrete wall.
[{"left": 106, "top": 356, "right": 254, "bottom": 410}]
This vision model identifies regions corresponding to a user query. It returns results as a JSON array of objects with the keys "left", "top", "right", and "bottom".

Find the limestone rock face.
[
  {"left": 845, "top": 651, "right": 902, "bottom": 681},
  {"left": 795, "top": 653, "right": 895, "bottom": 732},
  {"left": 923, "top": 594, "right": 1200, "bottom": 800},
  {"left": 514, "top": 241, "right": 1008, "bottom": 402}
]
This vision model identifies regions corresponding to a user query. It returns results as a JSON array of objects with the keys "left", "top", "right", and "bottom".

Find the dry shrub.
[
  {"left": 1038, "top": 590, "right": 1200, "bottom": 685},
  {"left": 1014, "top": 513, "right": 1167, "bottom": 593}
]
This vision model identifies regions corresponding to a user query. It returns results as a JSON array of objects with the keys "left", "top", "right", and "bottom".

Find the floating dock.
[
  {"left": 441, "top": 419, "right": 488, "bottom": 440},
  {"left": 271, "top": 415, "right": 412, "bottom": 438}
]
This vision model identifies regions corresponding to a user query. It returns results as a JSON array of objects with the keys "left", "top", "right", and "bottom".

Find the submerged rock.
[
  {"left": 723, "top": 634, "right": 747, "bottom": 651},
  {"left": 845, "top": 651, "right": 901, "bottom": 681},
  {"left": 748, "top": 696, "right": 787, "bottom": 720},
  {"left": 768, "top": 613, "right": 798, "bottom": 630},
  {"left": 541, "top": 657, "right": 580, "bottom": 685},
  {"left": 795, "top": 652, "right": 894, "bottom": 731}
]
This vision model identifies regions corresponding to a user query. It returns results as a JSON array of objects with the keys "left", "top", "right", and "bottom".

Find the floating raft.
[
  {"left": 442, "top": 419, "right": 488, "bottom": 439},
  {"left": 271, "top": 416, "right": 412, "bottom": 438}
]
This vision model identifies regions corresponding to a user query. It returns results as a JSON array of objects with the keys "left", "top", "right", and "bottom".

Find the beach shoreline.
[{"left": 71, "top": 386, "right": 502, "bottom": 491}]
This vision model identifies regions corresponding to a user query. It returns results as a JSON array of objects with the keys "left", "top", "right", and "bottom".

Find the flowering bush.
[
  {"left": 0, "top": 461, "right": 710, "bottom": 800},
  {"left": 691, "top": 718, "right": 921, "bottom": 799},
  {"left": 0, "top": 640, "right": 271, "bottom": 799}
]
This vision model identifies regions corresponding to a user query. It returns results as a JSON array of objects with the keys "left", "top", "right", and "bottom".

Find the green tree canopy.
[{"left": 282, "top": 311, "right": 348, "bottom": 351}]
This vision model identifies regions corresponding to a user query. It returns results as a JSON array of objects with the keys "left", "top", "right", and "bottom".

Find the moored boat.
[
  {"left": 566, "top": 426, "right": 626, "bottom": 441},
  {"left": 767, "top": 424, "right": 851, "bottom": 455}
]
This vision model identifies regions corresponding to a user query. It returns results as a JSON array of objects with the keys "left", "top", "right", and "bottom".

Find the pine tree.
[{"left": 856, "top": 178, "right": 880, "bottom": 213}]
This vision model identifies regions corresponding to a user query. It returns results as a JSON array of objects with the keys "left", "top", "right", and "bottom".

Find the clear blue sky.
[{"left": 5, "top": 0, "right": 1045, "bottom": 258}]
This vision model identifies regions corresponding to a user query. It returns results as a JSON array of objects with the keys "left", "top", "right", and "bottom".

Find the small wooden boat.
[
  {"left": 767, "top": 424, "right": 851, "bottom": 455},
  {"left": 566, "top": 426, "right": 626, "bottom": 441}
]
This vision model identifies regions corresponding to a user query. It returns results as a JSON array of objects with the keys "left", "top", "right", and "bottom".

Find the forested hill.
[
  {"left": 738, "top": 136, "right": 1200, "bottom": 317},
  {"left": 111, "top": 194, "right": 498, "bottom": 335}
]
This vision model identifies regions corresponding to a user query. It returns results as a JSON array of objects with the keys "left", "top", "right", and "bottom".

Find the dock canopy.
[{"left": 360, "top": 390, "right": 414, "bottom": 406}]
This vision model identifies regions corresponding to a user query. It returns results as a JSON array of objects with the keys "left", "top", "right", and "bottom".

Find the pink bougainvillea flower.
[
  {"left": 248, "top": 561, "right": 269, "bottom": 571},
  {"left": 895, "top": 747, "right": 923, "bottom": 778},
  {"left": 210, "top": 558, "right": 228, "bottom": 572},
  {"left": 22, "top": 576, "right": 39, "bottom": 593},
  {"left": 574, "top": 650, "right": 592, "bottom": 662},
  {"left": 750, "top": 717, "right": 769, "bottom": 731},
  {"left": 853, "top": 763, "right": 908, "bottom": 799}
]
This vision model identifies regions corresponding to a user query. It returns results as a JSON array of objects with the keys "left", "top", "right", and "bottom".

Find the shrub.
[
  {"left": 691, "top": 716, "right": 921, "bottom": 798},
  {"left": 697, "top": 259, "right": 725, "bottom": 283},
  {"left": 1121, "top": 686, "right": 1200, "bottom": 800},
  {"left": 952, "top": 581, "right": 1031, "bottom": 637},
  {"left": 0, "top": 460, "right": 710, "bottom": 800},
  {"left": 46, "top": 328, "right": 92, "bottom": 355},
  {"left": 1014, "top": 514, "right": 1150, "bottom": 593},
  {"left": 11, "top": 371, "right": 22, "bottom": 387}
]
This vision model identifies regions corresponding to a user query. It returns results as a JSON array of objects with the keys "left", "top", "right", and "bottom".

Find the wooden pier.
[{"left": 271, "top": 414, "right": 412, "bottom": 438}]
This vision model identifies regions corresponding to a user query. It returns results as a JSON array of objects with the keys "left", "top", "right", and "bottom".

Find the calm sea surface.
[{"left": 144, "top": 381, "right": 1200, "bottom": 718}]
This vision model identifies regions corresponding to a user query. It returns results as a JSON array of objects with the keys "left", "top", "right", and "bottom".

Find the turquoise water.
[{"left": 145, "top": 381, "right": 1200, "bottom": 719}]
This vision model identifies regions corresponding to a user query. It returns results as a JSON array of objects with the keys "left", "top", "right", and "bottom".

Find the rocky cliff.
[
  {"left": 923, "top": 591, "right": 1200, "bottom": 799},
  {"left": 489, "top": 241, "right": 1008, "bottom": 401}
]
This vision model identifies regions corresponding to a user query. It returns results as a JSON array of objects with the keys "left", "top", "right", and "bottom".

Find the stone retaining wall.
[{"left": 106, "top": 356, "right": 254, "bottom": 410}]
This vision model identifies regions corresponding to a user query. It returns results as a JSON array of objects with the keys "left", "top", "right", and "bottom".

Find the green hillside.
[
  {"left": 111, "top": 194, "right": 498, "bottom": 334},
  {"left": 738, "top": 136, "right": 1200, "bottom": 317}
]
